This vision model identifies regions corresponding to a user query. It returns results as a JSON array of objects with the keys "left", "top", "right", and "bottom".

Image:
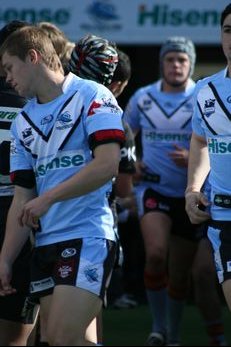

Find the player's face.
[
  {"left": 2, "top": 52, "right": 35, "bottom": 98},
  {"left": 162, "top": 52, "right": 191, "bottom": 88},
  {"left": 221, "top": 13, "right": 231, "bottom": 65}
]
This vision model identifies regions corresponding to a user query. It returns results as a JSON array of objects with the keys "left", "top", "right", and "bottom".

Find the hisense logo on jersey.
[
  {"left": 208, "top": 138, "right": 231, "bottom": 154},
  {"left": 35, "top": 152, "right": 85, "bottom": 177},
  {"left": 144, "top": 131, "right": 190, "bottom": 142}
]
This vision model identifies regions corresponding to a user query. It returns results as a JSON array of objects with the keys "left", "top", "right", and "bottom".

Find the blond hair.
[
  {"left": 0, "top": 25, "right": 63, "bottom": 72},
  {"left": 37, "top": 22, "right": 68, "bottom": 62}
]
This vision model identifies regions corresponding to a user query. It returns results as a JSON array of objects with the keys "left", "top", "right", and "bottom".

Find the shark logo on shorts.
[{"left": 84, "top": 267, "right": 99, "bottom": 282}]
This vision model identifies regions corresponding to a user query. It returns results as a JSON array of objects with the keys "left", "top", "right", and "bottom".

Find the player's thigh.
[
  {"left": 169, "top": 235, "right": 197, "bottom": 283},
  {"left": 141, "top": 211, "right": 171, "bottom": 251},
  {"left": 47, "top": 285, "right": 102, "bottom": 339},
  {"left": 193, "top": 237, "right": 216, "bottom": 277},
  {"left": 39, "top": 294, "right": 52, "bottom": 342}
]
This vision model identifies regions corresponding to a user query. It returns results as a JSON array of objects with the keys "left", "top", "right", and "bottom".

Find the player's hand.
[
  {"left": 18, "top": 194, "right": 51, "bottom": 229},
  {"left": 0, "top": 260, "right": 16, "bottom": 296},
  {"left": 185, "top": 191, "right": 211, "bottom": 224},
  {"left": 169, "top": 144, "right": 189, "bottom": 167}
]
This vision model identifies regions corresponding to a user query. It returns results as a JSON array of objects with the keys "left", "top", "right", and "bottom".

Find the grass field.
[{"left": 103, "top": 303, "right": 231, "bottom": 346}]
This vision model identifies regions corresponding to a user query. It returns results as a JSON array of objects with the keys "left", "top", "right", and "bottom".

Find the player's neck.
[
  {"left": 161, "top": 80, "right": 187, "bottom": 93},
  {"left": 36, "top": 71, "right": 65, "bottom": 104}
]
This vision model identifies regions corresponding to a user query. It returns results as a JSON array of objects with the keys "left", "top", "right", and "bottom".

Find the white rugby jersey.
[
  {"left": 123, "top": 79, "right": 195, "bottom": 197},
  {"left": 193, "top": 68, "right": 231, "bottom": 220},
  {"left": 11, "top": 73, "right": 124, "bottom": 246}
]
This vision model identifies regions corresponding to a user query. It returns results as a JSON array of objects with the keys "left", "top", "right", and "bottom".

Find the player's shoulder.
[
  {"left": 195, "top": 68, "right": 226, "bottom": 92},
  {"left": 67, "top": 72, "right": 111, "bottom": 97},
  {"left": 130, "top": 81, "right": 158, "bottom": 101}
]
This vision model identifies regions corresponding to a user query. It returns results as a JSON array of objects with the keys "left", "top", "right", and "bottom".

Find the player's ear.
[{"left": 27, "top": 49, "right": 40, "bottom": 65}]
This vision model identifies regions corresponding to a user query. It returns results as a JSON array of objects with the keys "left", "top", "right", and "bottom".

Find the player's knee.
[
  {"left": 146, "top": 249, "right": 166, "bottom": 269},
  {"left": 168, "top": 283, "right": 188, "bottom": 300},
  {"left": 144, "top": 271, "right": 168, "bottom": 290}
]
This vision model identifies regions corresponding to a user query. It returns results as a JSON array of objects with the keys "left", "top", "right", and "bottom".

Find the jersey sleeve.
[
  {"left": 10, "top": 119, "right": 34, "bottom": 172},
  {"left": 85, "top": 86, "right": 125, "bottom": 150},
  {"left": 191, "top": 80, "right": 207, "bottom": 138}
]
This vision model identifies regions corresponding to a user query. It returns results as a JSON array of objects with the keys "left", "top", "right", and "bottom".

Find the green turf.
[{"left": 103, "top": 303, "right": 231, "bottom": 346}]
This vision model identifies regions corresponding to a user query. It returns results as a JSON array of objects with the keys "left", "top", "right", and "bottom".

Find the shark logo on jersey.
[
  {"left": 204, "top": 99, "right": 215, "bottom": 117},
  {"left": 22, "top": 127, "right": 34, "bottom": 146},
  {"left": 57, "top": 112, "right": 72, "bottom": 123},
  {"left": 56, "top": 112, "right": 73, "bottom": 130}
]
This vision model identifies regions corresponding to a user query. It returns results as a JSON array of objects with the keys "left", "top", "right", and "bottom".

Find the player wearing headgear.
[{"left": 123, "top": 36, "right": 227, "bottom": 346}]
